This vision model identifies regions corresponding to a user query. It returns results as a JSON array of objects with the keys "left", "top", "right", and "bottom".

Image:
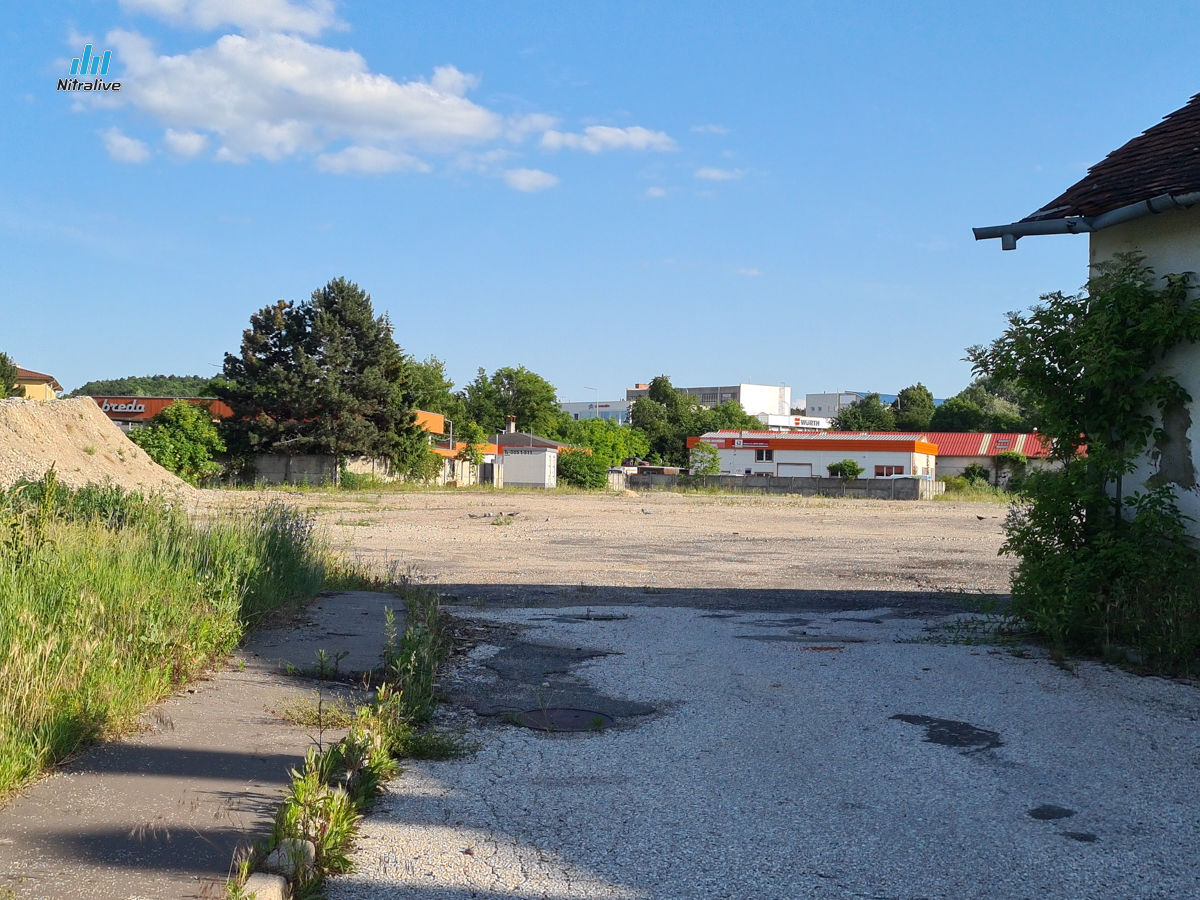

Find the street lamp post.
[{"left": 584, "top": 386, "right": 599, "bottom": 419}]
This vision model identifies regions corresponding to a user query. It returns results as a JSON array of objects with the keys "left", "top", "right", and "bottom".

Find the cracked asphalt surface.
[{"left": 329, "top": 606, "right": 1200, "bottom": 900}]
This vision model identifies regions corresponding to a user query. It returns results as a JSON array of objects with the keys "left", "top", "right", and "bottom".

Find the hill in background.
[{"left": 68, "top": 375, "right": 217, "bottom": 398}]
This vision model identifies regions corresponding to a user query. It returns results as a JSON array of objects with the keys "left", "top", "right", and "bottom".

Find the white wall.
[
  {"left": 736, "top": 384, "right": 791, "bottom": 417},
  {"left": 1091, "top": 205, "right": 1200, "bottom": 531},
  {"left": 502, "top": 447, "right": 558, "bottom": 488},
  {"left": 716, "top": 446, "right": 926, "bottom": 477}
]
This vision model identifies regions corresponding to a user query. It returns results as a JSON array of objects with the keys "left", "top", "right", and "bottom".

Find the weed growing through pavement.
[{"left": 227, "top": 574, "right": 461, "bottom": 898}]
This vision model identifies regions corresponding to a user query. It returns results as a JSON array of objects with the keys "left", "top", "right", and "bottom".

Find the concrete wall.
[
  {"left": 252, "top": 454, "right": 337, "bottom": 485},
  {"left": 629, "top": 474, "right": 943, "bottom": 500},
  {"left": 1091, "top": 205, "right": 1200, "bottom": 531}
]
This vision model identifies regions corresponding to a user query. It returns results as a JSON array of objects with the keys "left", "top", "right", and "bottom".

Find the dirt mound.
[{"left": 0, "top": 398, "right": 192, "bottom": 493}]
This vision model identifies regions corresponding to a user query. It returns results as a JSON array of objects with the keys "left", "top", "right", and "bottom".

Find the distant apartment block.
[{"left": 626, "top": 383, "right": 791, "bottom": 417}]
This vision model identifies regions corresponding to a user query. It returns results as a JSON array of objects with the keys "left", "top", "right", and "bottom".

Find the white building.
[
  {"left": 756, "top": 414, "right": 832, "bottom": 431},
  {"left": 559, "top": 400, "right": 632, "bottom": 424},
  {"left": 626, "top": 383, "right": 791, "bottom": 417},
  {"left": 502, "top": 447, "right": 558, "bottom": 489},
  {"left": 804, "top": 392, "right": 865, "bottom": 417},
  {"left": 974, "top": 92, "right": 1200, "bottom": 534},
  {"left": 692, "top": 431, "right": 937, "bottom": 478}
]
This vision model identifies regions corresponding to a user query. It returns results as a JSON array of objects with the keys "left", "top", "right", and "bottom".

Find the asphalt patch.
[
  {"left": 737, "top": 634, "right": 866, "bottom": 644},
  {"left": 442, "top": 640, "right": 657, "bottom": 723},
  {"left": 1029, "top": 804, "right": 1076, "bottom": 820},
  {"left": 1062, "top": 831, "right": 1099, "bottom": 843},
  {"left": 891, "top": 714, "right": 1003, "bottom": 752}
]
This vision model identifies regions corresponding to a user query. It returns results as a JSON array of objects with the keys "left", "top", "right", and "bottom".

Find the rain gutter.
[{"left": 972, "top": 190, "right": 1200, "bottom": 250}]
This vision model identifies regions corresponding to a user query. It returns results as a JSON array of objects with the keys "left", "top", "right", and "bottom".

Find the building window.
[
  {"left": 874, "top": 465, "right": 904, "bottom": 476},
  {"left": 755, "top": 449, "right": 774, "bottom": 462}
]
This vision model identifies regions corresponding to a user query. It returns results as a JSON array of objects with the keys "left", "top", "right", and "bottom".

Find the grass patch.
[
  {"left": 0, "top": 469, "right": 346, "bottom": 797},
  {"left": 934, "top": 476, "right": 1014, "bottom": 503},
  {"left": 278, "top": 695, "right": 357, "bottom": 729}
]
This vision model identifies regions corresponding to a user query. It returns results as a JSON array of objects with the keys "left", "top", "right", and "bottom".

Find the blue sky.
[{"left": 3, "top": 2, "right": 1198, "bottom": 401}]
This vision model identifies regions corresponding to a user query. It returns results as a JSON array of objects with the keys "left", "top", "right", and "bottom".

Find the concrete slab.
[
  {"left": 245, "top": 591, "right": 406, "bottom": 678},
  {"left": 0, "top": 591, "right": 399, "bottom": 900}
]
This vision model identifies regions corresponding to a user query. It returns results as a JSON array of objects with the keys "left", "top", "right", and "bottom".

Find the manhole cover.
[{"left": 514, "top": 708, "right": 614, "bottom": 732}]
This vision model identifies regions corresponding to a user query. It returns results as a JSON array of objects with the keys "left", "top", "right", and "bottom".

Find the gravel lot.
[
  {"left": 329, "top": 606, "right": 1200, "bottom": 900},
  {"left": 307, "top": 490, "right": 1014, "bottom": 601}
]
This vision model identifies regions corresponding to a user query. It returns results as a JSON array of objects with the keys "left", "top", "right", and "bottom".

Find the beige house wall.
[{"left": 1091, "top": 205, "right": 1200, "bottom": 530}]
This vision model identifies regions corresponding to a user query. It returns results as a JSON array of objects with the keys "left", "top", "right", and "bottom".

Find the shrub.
[
  {"left": 962, "top": 462, "right": 991, "bottom": 485},
  {"left": 557, "top": 448, "right": 608, "bottom": 489},
  {"left": 827, "top": 459, "right": 864, "bottom": 480},
  {"left": 128, "top": 400, "right": 225, "bottom": 485}
]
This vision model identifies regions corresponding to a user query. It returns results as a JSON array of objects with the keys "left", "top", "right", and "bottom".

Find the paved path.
[
  {"left": 331, "top": 605, "right": 1200, "bottom": 900},
  {"left": 0, "top": 591, "right": 400, "bottom": 900}
]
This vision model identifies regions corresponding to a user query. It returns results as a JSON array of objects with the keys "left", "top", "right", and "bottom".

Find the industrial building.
[
  {"left": 626, "top": 382, "right": 792, "bottom": 417},
  {"left": 756, "top": 414, "right": 831, "bottom": 431},
  {"left": 690, "top": 431, "right": 937, "bottom": 478},
  {"left": 803, "top": 392, "right": 864, "bottom": 417},
  {"left": 559, "top": 399, "right": 632, "bottom": 423},
  {"left": 921, "top": 432, "right": 1051, "bottom": 485},
  {"left": 90, "top": 396, "right": 235, "bottom": 432}
]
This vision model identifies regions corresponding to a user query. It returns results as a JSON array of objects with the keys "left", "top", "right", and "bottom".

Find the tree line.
[{"left": 829, "top": 376, "right": 1036, "bottom": 433}]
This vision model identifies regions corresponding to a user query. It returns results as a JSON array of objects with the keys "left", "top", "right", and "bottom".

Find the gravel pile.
[
  {"left": 330, "top": 606, "right": 1200, "bottom": 900},
  {"left": 0, "top": 397, "right": 190, "bottom": 492}
]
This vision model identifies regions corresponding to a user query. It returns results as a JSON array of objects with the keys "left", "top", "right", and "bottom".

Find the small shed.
[{"left": 501, "top": 446, "right": 558, "bottom": 489}]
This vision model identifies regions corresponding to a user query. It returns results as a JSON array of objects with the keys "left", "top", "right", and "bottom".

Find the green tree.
[
  {"left": 832, "top": 393, "right": 896, "bottom": 431},
  {"left": 827, "top": 459, "right": 865, "bottom": 480},
  {"left": 977, "top": 253, "right": 1200, "bottom": 669},
  {"left": 460, "top": 366, "right": 564, "bottom": 436},
  {"left": 456, "top": 422, "right": 487, "bottom": 466},
  {"left": 929, "top": 396, "right": 988, "bottom": 431},
  {"left": 68, "top": 375, "right": 217, "bottom": 398},
  {"left": 551, "top": 417, "right": 649, "bottom": 468},
  {"left": 892, "top": 383, "right": 935, "bottom": 431},
  {"left": 128, "top": 400, "right": 226, "bottom": 484},
  {"left": 630, "top": 376, "right": 761, "bottom": 465},
  {"left": 689, "top": 440, "right": 721, "bottom": 475},
  {"left": 218, "top": 278, "right": 418, "bottom": 463},
  {"left": 0, "top": 353, "right": 22, "bottom": 399}
]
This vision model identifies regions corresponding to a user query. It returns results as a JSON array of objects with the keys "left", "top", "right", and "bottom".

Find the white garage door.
[{"left": 777, "top": 463, "right": 813, "bottom": 477}]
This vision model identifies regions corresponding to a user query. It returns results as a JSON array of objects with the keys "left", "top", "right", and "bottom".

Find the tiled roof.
[
  {"left": 16, "top": 368, "right": 55, "bottom": 381},
  {"left": 702, "top": 431, "right": 929, "bottom": 441},
  {"left": 1024, "top": 93, "right": 1200, "bottom": 220},
  {"left": 917, "top": 432, "right": 1049, "bottom": 458}
]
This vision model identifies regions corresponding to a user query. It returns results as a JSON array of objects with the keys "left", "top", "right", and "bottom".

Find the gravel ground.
[
  {"left": 329, "top": 606, "right": 1200, "bottom": 900},
  {"left": 302, "top": 491, "right": 1014, "bottom": 598}
]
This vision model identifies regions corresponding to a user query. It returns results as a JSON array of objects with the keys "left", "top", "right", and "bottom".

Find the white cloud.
[
  {"left": 163, "top": 128, "right": 208, "bottom": 156},
  {"left": 106, "top": 30, "right": 503, "bottom": 164},
  {"left": 504, "top": 168, "right": 559, "bottom": 192},
  {"left": 736, "top": 268, "right": 761, "bottom": 277},
  {"left": 315, "top": 145, "right": 430, "bottom": 174},
  {"left": 101, "top": 127, "right": 150, "bottom": 162},
  {"left": 505, "top": 113, "right": 558, "bottom": 142},
  {"left": 691, "top": 124, "right": 728, "bottom": 134},
  {"left": 118, "top": 0, "right": 341, "bottom": 36},
  {"left": 541, "top": 125, "right": 676, "bottom": 153},
  {"left": 695, "top": 166, "right": 745, "bottom": 181},
  {"left": 645, "top": 186, "right": 667, "bottom": 198}
]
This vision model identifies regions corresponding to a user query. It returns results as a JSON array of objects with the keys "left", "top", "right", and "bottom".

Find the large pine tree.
[{"left": 218, "top": 278, "right": 418, "bottom": 460}]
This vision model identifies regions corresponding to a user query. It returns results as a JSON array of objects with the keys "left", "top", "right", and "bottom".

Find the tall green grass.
[{"left": 0, "top": 470, "right": 337, "bottom": 794}]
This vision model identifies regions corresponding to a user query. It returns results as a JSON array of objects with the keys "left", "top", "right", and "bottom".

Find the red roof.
[
  {"left": 15, "top": 367, "right": 63, "bottom": 390},
  {"left": 889, "top": 432, "right": 1050, "bottom": 458}
]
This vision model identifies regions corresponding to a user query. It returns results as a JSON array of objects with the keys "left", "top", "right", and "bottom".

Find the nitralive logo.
[{"left": 57, "top": 44, "right": 121, "bottom": 92}]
